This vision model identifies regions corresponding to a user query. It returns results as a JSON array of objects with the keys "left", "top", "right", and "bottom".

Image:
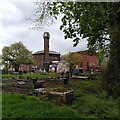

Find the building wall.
[
  {"left": 77, "top": 51, "right": 99, "bottom": 71},
  {"left": 19, "top": 51, "right": 98, "bottom": 72},
  {"left": 33, "top": 53, "right": 60, "bottom": 69},
  {"left": 34, "top": 52, "right": 98, "bottom": 70},
  {"left": 44, "top": 37, "right": 49, "bottom": 63},
  {"left": 33, "top": 54, "right": 44, "bottom": 69},
  {"left": 49, "top": 54, "right": 60, "bottom": 61}
]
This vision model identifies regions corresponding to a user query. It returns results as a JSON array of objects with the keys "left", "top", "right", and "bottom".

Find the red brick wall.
[
  {"left": 33, "top": 54, "right": 60, "bottom": 69},
  {"left": 33, "top": 54, "right": 44, "bottom": 68},
  {"left": 44, "top": 37, "right": 49, "bottom": 63},
  {"left": 20, "top": 51, "right": 97, "bottom": 71},
  {"left": 49, "top": 54, "right": 60, "bottom": 62},
  {"left": 78, "top": 51, "right": 99, "bottom": 71}
]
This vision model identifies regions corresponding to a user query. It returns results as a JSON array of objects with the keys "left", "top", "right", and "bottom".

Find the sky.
[{"left": 0, "top": 0, "right": 88, "bottom": 55}]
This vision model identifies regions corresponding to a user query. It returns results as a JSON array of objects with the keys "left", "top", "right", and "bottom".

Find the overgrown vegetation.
[
  {"left": 2, "top": 93, "right": 82, "bottom": 118},
  {"left": 2, "top": 73, "right": 57, "bottom": 79},
  {"left": 2, "top": 74, "right": 119, "bottom": 118},
  {"left": 69, "top": 80, "right": 119, "bottom": 118}
]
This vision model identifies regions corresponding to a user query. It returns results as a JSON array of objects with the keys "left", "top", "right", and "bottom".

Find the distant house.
[
  {"left": 73, "top": 51, "right": 99, "bottom": 71},
  {"left": 33, "top": 50, "right": 60, "bottom": 70},
  {"left": 19, "top": 32, "right": 60, "bottom": 72},
  {"left": 56, "top": 51, "right": 99, "bottom": 73},
  {"left": 32, "top": 32, "right": 60, "bottom": 71},
  {"left": 19, "top": 32, "right": 98, "bottom": 73}
]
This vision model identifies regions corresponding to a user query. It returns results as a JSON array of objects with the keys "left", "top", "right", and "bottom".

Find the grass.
[
  {"left": 0, "top": 94, "right": 2, "bottom": 120},
  {"left": 69, "top": 79, "right": 119, "bottom": 118},
  {"left": 2, "top": 73, "right": 57, "bottom": 79},
  {"left": 2, "top": 93, "right": 82, "bottom": 118},
  {"left": 2, "top": 73, "right": 119, "bottom": 119}
]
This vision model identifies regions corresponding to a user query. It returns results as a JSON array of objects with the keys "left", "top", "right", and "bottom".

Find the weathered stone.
[
  {"left": 49, "top": 90, "right": 74, "bottom": 105},
  {"left": 17, "top": 82, "right": 26, "bottom": 85}
]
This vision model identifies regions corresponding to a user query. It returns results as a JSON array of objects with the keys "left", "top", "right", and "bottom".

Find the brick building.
[
  {"left": 19, "top": 32, "right": 98, "bottom": 72},
  {"left": 75, "top": 51, "right": 99, "bottom": 71},
  {"left": 53, "top": 51, "right": 99, "bottom": 73},
  {"left": 32, "top": 32, "right": 60, "bottom": 71},
  {"left": 33, "top": 50, "right": 60, "bottom": 70}
]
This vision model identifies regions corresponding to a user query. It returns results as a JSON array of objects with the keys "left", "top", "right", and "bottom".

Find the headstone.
[{"left": 17, "top": 81, "right": 26, "bottom": 85}]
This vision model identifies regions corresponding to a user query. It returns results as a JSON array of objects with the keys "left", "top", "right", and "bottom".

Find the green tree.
[
  {"left": 63, "top": 52, "right": 81, "bottom": 77},
  {"left": 33, "top": 2, "right": 120, "bottom": 97},
  {"left": 0, "top": 54, "right": 2, "bottom": 70},
  {"left": 98, "top": 46, "right": 110, "bottom": 67},
  {"left": 2, "top": 42, "right": 33, "bottom": 72}
]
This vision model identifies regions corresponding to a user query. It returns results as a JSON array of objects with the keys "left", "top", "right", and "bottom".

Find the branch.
[{"left": 102, "top": 37, "right": 110, "bottom": 41}]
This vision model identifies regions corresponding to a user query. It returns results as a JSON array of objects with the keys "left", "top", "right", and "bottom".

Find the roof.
[
  {"left": 33, "top": 50, "right": 60, "bottom": 55},
  {"left": 71, "top": 50, "right": 97, "bottom": 56}
]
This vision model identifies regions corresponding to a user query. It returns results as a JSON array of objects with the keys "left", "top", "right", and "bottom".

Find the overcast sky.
[{"left": 0, "top": 0, "right": 88, "bottom": 55}]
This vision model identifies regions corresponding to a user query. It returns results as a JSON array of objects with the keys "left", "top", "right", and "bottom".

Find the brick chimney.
[{"left": 43, "top": 32, "right": 50, "bottom": 72}]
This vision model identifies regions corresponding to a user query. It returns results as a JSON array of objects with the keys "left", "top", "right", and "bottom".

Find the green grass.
[
  {"left": 69, "top": 80, "right": 119, "bottom": 118},
  {"left": 0, "top": 94, "right": 2, "bottom": 120},
  {"left": 2, "top": 93, "right": 82, "bottom": 118},
  {"left": 2, "top": 73, "right": 57, "bottom": 79},
  {"left": 2, "top": 74, "right": 119, "bottom": 119}
]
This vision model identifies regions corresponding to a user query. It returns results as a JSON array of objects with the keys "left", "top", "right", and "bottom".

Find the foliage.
[
  {"left": 62, "top": 52, "right": 81, "bottom": 76},
  {"left": 98, "top": 47, "right": 109, "bottom": 67},
  {"left": 64, "top": 52, "right": 81, "bottom": 67},
  {"left": 48, "top": 2, "right": 119, "bottom": 50},
  {"left": 2, "top": 42, "right": 33, "bottom": 72},
  {"left": 33, "top": 2, "right": 120, "bottom": 97},
  {"left": 33, "top": 2, "right": 112, "bottom": 50}
]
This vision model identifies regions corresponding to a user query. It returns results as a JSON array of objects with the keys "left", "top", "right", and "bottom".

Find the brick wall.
[
  {"left": 77, "top": 51, "right": 99, "bottom": 71},
  {"left": 33, "top": 54, "right": 44, "bottom": 68},
  {"left": 33, "top": 53, "right": 60, "bottom": 69}
]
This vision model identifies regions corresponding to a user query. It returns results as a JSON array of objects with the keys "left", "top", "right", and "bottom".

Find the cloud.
[{"left": 0, "top": 1, "right": 87, "bottom": 55}]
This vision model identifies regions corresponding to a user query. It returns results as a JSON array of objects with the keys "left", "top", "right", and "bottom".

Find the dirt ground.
[{"left": 2, "top": 78, "right": 65, "bottom": 95}]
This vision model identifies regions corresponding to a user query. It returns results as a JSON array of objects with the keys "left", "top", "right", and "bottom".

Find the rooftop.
[{"left": 33, "top": 50, "right": 60, "bottom": 55}]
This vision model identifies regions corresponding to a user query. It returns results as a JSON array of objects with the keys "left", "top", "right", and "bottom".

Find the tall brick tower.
[{"left": 43, "top": 32, "right": 50, "bottom": 72}]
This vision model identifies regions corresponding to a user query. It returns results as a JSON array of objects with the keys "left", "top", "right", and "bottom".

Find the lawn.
[
  {"left": 69, "top": 80, "right": 119, "bottom": 118},
  {"left": 2, "top": 73, "right": 57, "bottom": 79},
  {"left": 2, "top": 93, "right": 82, "bottom": 118},
  {"left": 2, "top": 73, "right": 119, "bottom": 119}
]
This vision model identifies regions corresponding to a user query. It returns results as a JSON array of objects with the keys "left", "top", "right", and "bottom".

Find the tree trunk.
[
  {"left": 105, "top": 20, "right": 120, "bottom": 97},
  {"left": 14, "top": 64, "right": 19, "bottom": 72},
  {"left": 69, "top": 63, "right": 73, "bottom": 77}
]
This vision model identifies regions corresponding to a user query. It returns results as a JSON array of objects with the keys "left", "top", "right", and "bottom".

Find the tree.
[
  {"left": 98, "top": 46, "right": 110, "bottom": 67},
  {"left": 33, "top": 2, "right": 120, "bottom": 97},
  {"left": 2, "top": 42, "right": 33, "bottom": 72},
  {"left": 0, "top": 54, "right": 2, "bottom": 70},
  {"left": 63, "top": 52, "right": 81, "bottom": 77}
]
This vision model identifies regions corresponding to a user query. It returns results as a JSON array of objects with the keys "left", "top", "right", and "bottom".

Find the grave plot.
[
  {"left": 34, "top": 86, "right": 74, "bottom": 105},
  {"left": 2, "top": 77, "right": 74, "bottom": 105},
  {"left": 2, "top": 78, "right": 34, "bottom": 95}
]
